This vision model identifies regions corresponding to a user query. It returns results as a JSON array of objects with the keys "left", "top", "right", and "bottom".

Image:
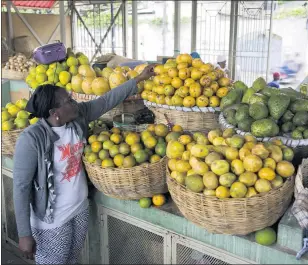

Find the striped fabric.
[{"left": 32, "top": 208, "right": 89, "bottom": 265}]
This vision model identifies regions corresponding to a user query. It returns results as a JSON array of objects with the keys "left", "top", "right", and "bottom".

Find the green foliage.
[{"left": 274, "top": 7, "right": 306, "bottom": 19}]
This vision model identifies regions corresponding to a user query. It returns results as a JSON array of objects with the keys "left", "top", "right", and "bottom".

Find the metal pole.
[
  {"left": 11, "top": 3, "right": 44, "bottom": 46},
  {"left": 59, "top": 0, "right": 66, "bottom": 46},
  {"left": 6, "top": 0, "right": 14, "bottom": 52},
  {"left": 266, "top": 0, "right": 274, "bottom": 82},
  {"left": 228, "top": 1, "right": 235, "bottom": 75},
  {"left": 174, "top": 0, "right": 181, "bottom": 55},
  {"left": 111, "top": 0, "right": 115, "bottom": 53},
  {"left": 231, "top": 1, "right": 239, "bottom": 80},
  {"left": 47, "top": 8, "right": 70, "bottom": 44},
  {"left": 132, "top": 0, "right": 138, "bottom": 59},
  {"left": 122, "top": 0, "right": 128, "bottom": 57},
  {"left": 191, "top": 0, "right": 197, "bottom": 52},
  {"left": 70, "top": 0, "right": 74, "bottom": 49}
]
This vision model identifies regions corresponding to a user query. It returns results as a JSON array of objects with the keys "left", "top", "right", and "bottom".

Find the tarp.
[{"left": 3, "top": 1, "right": 56, "bottom": 9}]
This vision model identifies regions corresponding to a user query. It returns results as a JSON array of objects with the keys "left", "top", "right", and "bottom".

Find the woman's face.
[{"left": 54, "top": 88, "right": 79, "bottom": 123}]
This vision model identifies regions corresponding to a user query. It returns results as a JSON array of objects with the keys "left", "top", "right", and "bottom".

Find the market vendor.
[
  {"left": 215, "top": 55, "right": 230, "bottom": 77},
  {"left": 13, "top": 64, "right": 156, "bottom": 264}
]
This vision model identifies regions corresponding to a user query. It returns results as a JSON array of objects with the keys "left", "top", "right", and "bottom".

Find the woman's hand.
[
  {"left": 135, "top": 64, "right": 157, "bottom": 83},
  {"left": 19, "top": 236, "right": 36, "bottom": 260}
]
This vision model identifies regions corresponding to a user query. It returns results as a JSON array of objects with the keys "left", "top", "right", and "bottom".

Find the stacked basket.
[{"left": 1, "top": 129, "right": 23, "bottom": 156}]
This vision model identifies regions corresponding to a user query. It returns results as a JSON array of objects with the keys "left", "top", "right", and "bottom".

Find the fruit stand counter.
[
  {"left": 1, "top": 156, "right": 307, "bottom": 264},
  {"left": 1, "top": 79, "right": 29, "bottom": 104}
]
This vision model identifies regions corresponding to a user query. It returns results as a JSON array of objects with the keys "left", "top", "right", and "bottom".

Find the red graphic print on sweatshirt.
[{"left": 57, "top": 142, "right": 84, "bottom": 182}]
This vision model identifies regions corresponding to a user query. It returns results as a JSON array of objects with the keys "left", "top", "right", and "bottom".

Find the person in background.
[
  {"left": 13, "top": 65, "right": 156, "bottom": 264},
  {"left": 190, "top": 51, "right": 201, "bottom": 59},
  {"left": 215, "top": 55, "right": 230, "bottom": 77},
  {"left": 267, "top": 72, "right": 280, "bottom": 88}
]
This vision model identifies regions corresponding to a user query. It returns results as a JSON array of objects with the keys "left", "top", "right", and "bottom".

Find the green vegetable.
[
  {"left": 281, "top": 122, "right": 294, "bottom": 133},
  {"left": 238, "top": 118, "right": 254, "bottom": 132},
  {"left": 233, "top": 81, "right": 248, "bottom": 94},
  {"left": 292, "top": 111, "right": 308, "bottom": 126},
  {"left": 281, "top": 110, "right": 294, "bottom": 123},
  {"left": 235, "top": 104, "right": 250, "bottom": 122},
  {"left": 291, "top": 129, "right": 303, "bottom": 140},
  {"left": 268, "top": 94, "right": 290, "bottom": 120},
  {"left": 242, "top": 87, "right": 256, "bottom": 104},
  {"left": 251, "top": 119, "right": 280, "bottom": 137},
  {"left": 249, "top": 102, "right": 268, "bottom": 120},
  {"left": 252, "top": 77, "right": 267, "bottom": 92},
  {"left": 303, "top": 129, "right": 308, "bottom": 139},
  {"left": 249, "top": 93, "right": 268, "bottom": 105},
  {"left": 220, "top": 89, "right": 243, "bottom": 110},
  {"left": 289, "top": 99, "right": 308, "bottom": 112}
]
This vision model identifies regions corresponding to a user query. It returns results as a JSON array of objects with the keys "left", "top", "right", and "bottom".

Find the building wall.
[{"left": 2, "top": 12, "right": 72, "bottom": 51}]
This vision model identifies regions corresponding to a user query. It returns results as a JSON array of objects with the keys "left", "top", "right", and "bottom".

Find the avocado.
[
  {"left": 249, "top": 93, "right": 269, "bottom": 105},
  {"left": 292, "top": 111, "right": 308, "bottom": 126},
  {"left": 238, "top": 118, "right": 254, "bottom": 132},
  {"left": 281, "top": 110, "right": 294, "bottom": 123},
  {"left": 220, "top": 89, "right": 243, "bottom": 110},
  {"left": 268, "top": 94, "right": 290, "bottom": 120},
  {"left": 290, "top": 99, "right": 308, "bottom": 112},
  {"left": 223, "top": 108, "right": 236, "bottom": 119},
  {"left": 242, "top": 87, "right": 256, "bottom": 104},
  {"left": 233, "top": 81, "right": 248, "bottom": 94},
  {"left": 281, "top": 122, "right": 294, "bottom": 133},
  {"left": 235, "top": 104, "right": 250, "bottom": 122},
  {"left": 249, "top": 102, "right": 268, "bottom": 120},
  {"left": 251, "top": 119, "right": 280, "bottom": 137},
  {"left": 291, "top": 129, "right": 303, "bottom": 140},
  {"left": 252, "top": 77, "right": 267, "bottom": 92}
]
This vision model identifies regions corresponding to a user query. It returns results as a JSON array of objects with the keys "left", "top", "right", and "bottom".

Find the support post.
[
  {"left": 174, "top": 1, "right": 181, "bottom": 55},
  {"left": 47, "top": 8, "right": 70, "bottom": 44},
  {"left": 6, "top": 0, "right": 14, "bottom": 52},
  {"left": 231, "top": 1, "right": 239, "bottom": 80},
  {"left": 228, "top": 1, "right": 235, "bottom": 76},
  {"left": 266, "top": 0, "right": 274, "bottom": 82},
  {"left": 122, "top": 0, "right": 128, "bottom": 57},
  {"left": 111, "top": 0, "right": 115, "bottom": 53},
  {"left": 191, "top": 1, "right": 197, "bottom": 52},
  {"left": 132, "top": 0, "right": 138, "bottom": 59},
  {"left": 70, "top": 0, "right": 75, "bottom": 49},
  {"left": 59, "top": 0, "right": 66, "bottom": 46},
  {"left": 11, "top": 3, "right": 44, "bottom": 46}
]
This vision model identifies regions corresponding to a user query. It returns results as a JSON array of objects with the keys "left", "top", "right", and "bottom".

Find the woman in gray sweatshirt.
[{"left": 13, "top": 64, "right": 156, "bottom": 264}]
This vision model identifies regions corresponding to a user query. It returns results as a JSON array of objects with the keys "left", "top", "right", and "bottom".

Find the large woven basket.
[
  {"left": 167, "top": 170, "right": 294, "bottom": 235},
  {"left": 2, "top": 69, "right": 28, "bottom": 80},
  {"left": 144, "top": 101, "right": 220, "bottom": 132},
  {"left": 1, "top": 129, "right": 23, "bottom": 156},
  {"left": 219, "top": 112, "right": 308, "bottom": 165},
  {"left": 83, "top": 156, "right": 168, "bottom": 200}
]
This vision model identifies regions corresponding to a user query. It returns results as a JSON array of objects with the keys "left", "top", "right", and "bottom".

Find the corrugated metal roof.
[{"left": 10, "top": 1, "right": 56, "bottom": 9}]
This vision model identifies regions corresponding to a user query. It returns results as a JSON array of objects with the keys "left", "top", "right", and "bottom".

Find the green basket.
[{"left": 113, "top": 113, "right": 148, "bottom": 132}]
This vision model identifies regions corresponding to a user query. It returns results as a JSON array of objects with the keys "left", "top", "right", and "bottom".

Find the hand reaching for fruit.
[{"left": 135, "top": 64, "right": 157, "bottom": 83}]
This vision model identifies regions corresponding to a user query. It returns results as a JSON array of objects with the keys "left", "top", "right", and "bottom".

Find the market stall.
[{"left": 1, "top": 1, "right": 308, "bottom": 264}]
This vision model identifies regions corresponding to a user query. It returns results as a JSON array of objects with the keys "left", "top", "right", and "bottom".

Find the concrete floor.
[{"left": 2, "top": 246, "right": 28, "bottom": 264}]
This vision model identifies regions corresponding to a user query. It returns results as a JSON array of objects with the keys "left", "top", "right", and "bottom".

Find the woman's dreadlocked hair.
[{"left": 26, "top": 84, "right": 62, "bottom": 119}]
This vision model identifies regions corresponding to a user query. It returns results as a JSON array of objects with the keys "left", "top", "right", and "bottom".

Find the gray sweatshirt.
[{"left": 13, "top": 79, "right": 137, "bottom": 237}]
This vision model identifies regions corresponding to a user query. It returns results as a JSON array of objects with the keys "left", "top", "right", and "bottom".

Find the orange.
[
  {"left": 88, "top": 135, "right": 98, "bottom": 144},
  {"left": 258, "top": 168, "right": 276, "bottom": 181},
  {"left": 125, "top": 132, "right": 141, "bottom": 145},
  {"left": 150, "top": 154, "right": 161, "bottom": 163},
  {"left": 111, "top": 127, "right": 121, "bottom": 134},
  {"left": 130, "top": 143, "right": 143, "bottom": 154},
  {"left": 91, "top": 141, "right": 102, "bottom": 153},
  {"left": 243, "top": 155, "right": 263, "bottom": 172},
  {"left": 196, "top": 95, "right": 209, "bottom": 107},
  {"left": 113, "top": 154, "right": 125, "bottom": 167},
  {"left": 168, "top": 158, "right": 178, "bottom": 171},
  {"left": 189, "top": 83, "right": 202, "bottom": 98},
  {"left": 178, "top": 135, "right": 192, "bottom": 145},
  {"left": 152, "top": 194, "right": 166, "bottom": 207},
  {"left": 183, "top": 96, "right": 196, "bottom": 108},
  {"left": 276, "top": 161, "right": 295, "bottom": 178},
  {"left": 209, "top": 96, "right": 220, "bottom": 107},
  {"left": 171, "top": 77, "right": 183, "bottom": 89},
  {"left": 155, "top": 124, "right": 169, "bottom": 137},
  {"left": 215, "top": 186, "right": 230, "bottom": 199},
  {"left": 147, "top": 124, "right": 156, "bottom": 132},
  {"left": 101, "top": 158, "right": 115, "bottom": 168},
  {"left": 184, "top": 78, "right": 195, "bottom": 87},
  {"left": 263, "top": 158, "right": 276, "bottom": 170},
  {"left": 172, "top": 125, "right": 183, "bottom": 132},
  {"left": 110, "top": 133, "right": 122, "bottom": 144},
  {"left": 216, "top": 87, "right": 229, "bottom": 98}
]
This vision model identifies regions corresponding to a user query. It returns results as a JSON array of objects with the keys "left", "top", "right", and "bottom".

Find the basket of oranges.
[
  {"left": 82, "top": 125, "right": 175, "bottom": 200},
  {"left": 166, "top": 127, "right": 295, "bottom": 235},
  {"left": 141, "top": 54, "right": 231, "bottom": 132}
]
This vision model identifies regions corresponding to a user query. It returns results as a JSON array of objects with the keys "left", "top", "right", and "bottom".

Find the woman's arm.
[
  {"left": 13, "top": 132, "right": 38, "bottom": 237},
  {"left": 78, "top": 64, "right": 156, "bottom": 122}
]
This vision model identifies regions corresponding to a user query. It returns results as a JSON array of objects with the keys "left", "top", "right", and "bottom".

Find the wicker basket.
[
  {"left": 167, "top": 170, "right": 294, "bottom": 235},
  {"left": 2, "top": 69, "right": 28, "bottom": 80},
  {"left": 219, "top": 112, "right": 308, "bottom": 165},
  {"left": 83, "top": 156, "right": 168, "bottom": 200},
  {"left": 1, "top": 129, "right": 23, "bottom": 156},
  {"left": 145, "top": 100, "right": 220, "bottom": 132}
]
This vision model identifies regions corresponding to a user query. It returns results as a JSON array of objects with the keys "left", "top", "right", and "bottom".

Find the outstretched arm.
[{"left": 78, "top": 64, "right": 156, "bottom": 122}]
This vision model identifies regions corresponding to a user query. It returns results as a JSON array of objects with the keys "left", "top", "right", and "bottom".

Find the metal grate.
[
  {"left": 3, "top": 174, "right": 19, "bottom": 245},
  {"left": 176, "top": 243, "right": 230, "bottom": 265},
  {"left": 107, "top": 215, "right": 164, "bottom": 264}
]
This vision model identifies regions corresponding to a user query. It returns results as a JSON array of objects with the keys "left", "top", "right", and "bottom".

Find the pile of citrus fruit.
[
  {"left": 167, "top": 128, "right": 295, "bottom": 198},
  {"left": 25, "top": 48, "right": 147, "bottom": 96},
  {"left": 141, "top": 53, "right": 231, "bottom": 108},
  {"left": 2, "top": 98, "right": 39, "bottom": 131},
  {"left": 84, "top": 123, "right": 185, "bottom": 168}
]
